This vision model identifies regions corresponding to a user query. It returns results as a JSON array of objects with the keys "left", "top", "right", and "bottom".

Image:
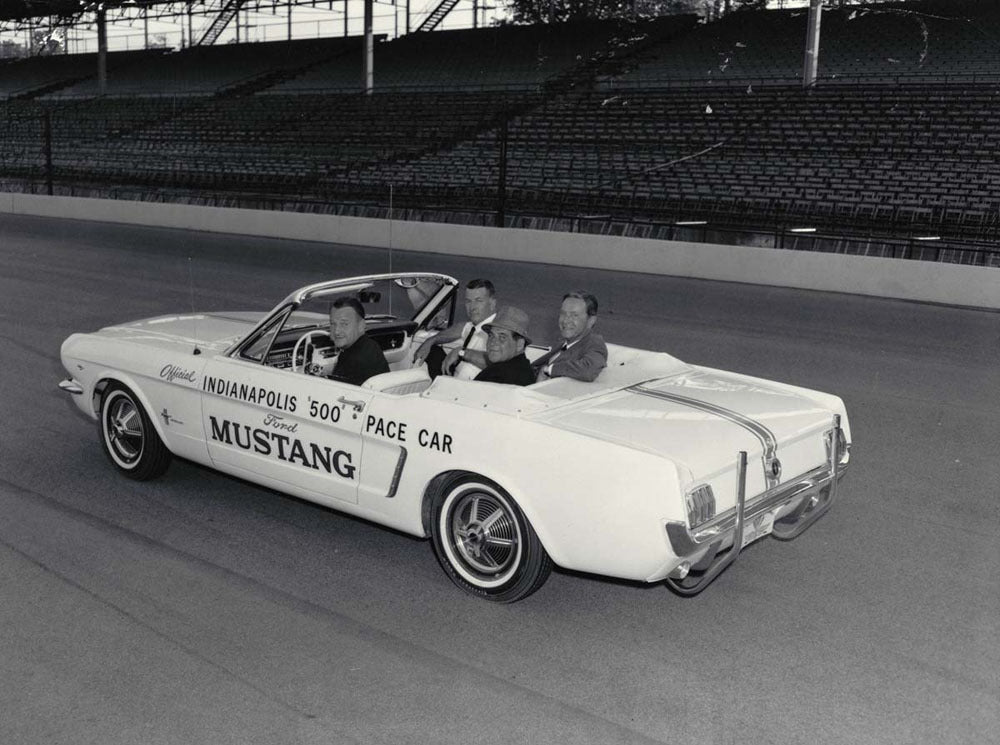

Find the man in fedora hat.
[{"left": 474, "top": 306, "right": 536, "bottom": 387}]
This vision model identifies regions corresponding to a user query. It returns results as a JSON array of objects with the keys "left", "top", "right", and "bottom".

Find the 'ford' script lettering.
[
  {"left": 160, "top": 364, "right": 198, "bottom": 384},
  {"left": 209, "top": 415, "right": 354, "bottom": 479},
  {"left": 202, "top": 375, "right": 297, "bottom": 413},
  {"left": 263, "top": 413, "right": 299, "bottom": 433}
]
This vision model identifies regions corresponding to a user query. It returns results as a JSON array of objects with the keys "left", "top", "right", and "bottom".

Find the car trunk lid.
[{"left": 541, "top": 368, "right": 837, "bottom": 498}]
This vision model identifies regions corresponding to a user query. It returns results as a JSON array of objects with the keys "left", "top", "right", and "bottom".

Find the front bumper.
[
  {"left": 59, "top": 378, "right": 84, "bottom": 395},
  {"left": 664, "top": 415, "right": 849, "bottom": 595}
]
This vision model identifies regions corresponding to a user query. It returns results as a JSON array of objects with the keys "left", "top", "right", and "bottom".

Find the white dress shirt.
[{"left": 449, "top": 312, "right": 495, "bottom": 380}]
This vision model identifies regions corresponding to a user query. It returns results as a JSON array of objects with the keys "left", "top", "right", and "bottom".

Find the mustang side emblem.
[{"left": 161, "top": 409, "right": 184, "bottom": 426}]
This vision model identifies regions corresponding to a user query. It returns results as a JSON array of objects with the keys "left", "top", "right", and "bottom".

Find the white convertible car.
[{"left": 60, "top": 272, "right": 851, "bottom": 602}]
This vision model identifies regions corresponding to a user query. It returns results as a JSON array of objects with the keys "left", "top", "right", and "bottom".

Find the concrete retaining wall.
[{"left": 3, "top": 193, "right": 997, "bottom": 310}]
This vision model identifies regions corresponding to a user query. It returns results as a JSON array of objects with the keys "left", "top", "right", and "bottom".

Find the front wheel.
[
  {"left": 430, "top": 474, "right": 552, "bottom": 603},
  {"left": 99, "top": 382, "right": 172, "bottom": 480}
]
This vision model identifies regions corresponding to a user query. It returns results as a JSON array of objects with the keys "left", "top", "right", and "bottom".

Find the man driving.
[{"left": 326, "top": 298, "right": 389, "bottom": 386}]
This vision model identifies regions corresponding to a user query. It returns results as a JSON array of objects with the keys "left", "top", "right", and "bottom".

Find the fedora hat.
[{"left": 484, "top": 306, "right": 531, "bottom": 344}]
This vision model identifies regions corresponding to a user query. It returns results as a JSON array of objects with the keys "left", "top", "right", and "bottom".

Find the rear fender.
[{"left": 419, "top": 466, "right": 566, "bottom": 566}]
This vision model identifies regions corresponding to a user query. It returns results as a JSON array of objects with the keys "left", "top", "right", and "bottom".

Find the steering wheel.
[{"left": 292, "top": 330, "right": 329, "bottom": 373}]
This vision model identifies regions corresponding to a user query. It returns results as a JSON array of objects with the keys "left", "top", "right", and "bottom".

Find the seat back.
[{"left": 362, "top": 365, "right": 432, "bottom": 395}]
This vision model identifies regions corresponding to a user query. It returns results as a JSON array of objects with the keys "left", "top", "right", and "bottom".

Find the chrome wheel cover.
[
  {"left": 441, "top": 484, "right": 523, "bottom": 588},
  {"left": 105, "top": 392, "right": 144, "bottom": 466}
]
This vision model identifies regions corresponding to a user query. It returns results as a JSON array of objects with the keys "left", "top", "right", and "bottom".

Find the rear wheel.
[
  {"left": 430, "top": 473, "right": 551, "bottom": 603},
  {"left": 99, "top": 382, "right": 171, "bottom": 480}
]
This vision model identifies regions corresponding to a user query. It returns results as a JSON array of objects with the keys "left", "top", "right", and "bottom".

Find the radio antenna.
[
  {"left": 388, "top": 183, "right": 394, "bottom": 317},
  {"left": 189, "top": 256, "right": 201, "bottom": 356}
]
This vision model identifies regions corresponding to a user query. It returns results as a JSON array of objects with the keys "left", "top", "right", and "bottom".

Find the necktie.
[
  {"left": 540, "top": 342, "right": 569, "bottom": 378},
  {"left": 461, "top": 326, "right": 476, "bottom": 350}
]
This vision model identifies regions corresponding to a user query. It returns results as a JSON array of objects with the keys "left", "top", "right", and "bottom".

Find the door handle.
[{"left": 337, "top": 396, "right": 366, "bottom": 413}]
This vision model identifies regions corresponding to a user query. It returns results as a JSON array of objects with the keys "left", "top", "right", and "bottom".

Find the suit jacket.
[
  {"left": 532, "top": 331, "right": 608, "bottom": 382},
  {"left": 329, "top": 334, "right": 389, "bottom": 386},
  {"left": 475, "top": 354, "right": 535, "bottom": 387}
]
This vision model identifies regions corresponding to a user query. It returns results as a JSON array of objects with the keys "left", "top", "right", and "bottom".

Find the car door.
[{"left": 200, "top": 355, "right": 372, "bottom": 506}]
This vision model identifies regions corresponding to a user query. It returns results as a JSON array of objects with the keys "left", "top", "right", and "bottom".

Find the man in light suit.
[{"left": 533, "top": 291, "right": 608, "bottom": 382}]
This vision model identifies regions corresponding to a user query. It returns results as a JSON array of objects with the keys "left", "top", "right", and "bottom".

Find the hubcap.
[
  {"left": 450, "top": 491, "right": 519, "bottom": 578},
  {"left": 107, "top": 396, "right": 143, "bottom": 462}
]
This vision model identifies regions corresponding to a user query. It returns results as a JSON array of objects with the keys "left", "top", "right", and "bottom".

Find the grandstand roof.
[{"left": 0, "top": 1, "right": 185, "bottom": 23}]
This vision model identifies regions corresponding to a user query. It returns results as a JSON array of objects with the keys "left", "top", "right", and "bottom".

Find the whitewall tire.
[
  {"left": 430, "top": 474, "right": 552, "bottom": 603},
  {"left": 99, "top": 382, "right": 171, "bottom": 481}
]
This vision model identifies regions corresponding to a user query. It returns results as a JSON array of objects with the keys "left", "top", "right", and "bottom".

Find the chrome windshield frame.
[{"left": 223, "top": 273, "right": 459, "bottom": 358}]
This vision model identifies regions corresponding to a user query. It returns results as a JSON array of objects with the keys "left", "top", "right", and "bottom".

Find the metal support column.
[
  {"left": 96, "top": 8, "right": 107, "bottom": 95},
  {"left": 43, "top": 111, "right": 53, "bottom": 196},
  {"left": 496, "top": 117, "right": 508, "bottom": 228},
  {"left": 803, "top": 0, "right": 822, "bottom": 88},
  {"left": 363, "top": 0, "right": 373, "bottom": 94}
]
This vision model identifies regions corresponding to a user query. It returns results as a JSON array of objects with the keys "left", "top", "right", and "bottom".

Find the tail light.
[{"left": 685, "top": 484, "right": 716, "bottom": 528}]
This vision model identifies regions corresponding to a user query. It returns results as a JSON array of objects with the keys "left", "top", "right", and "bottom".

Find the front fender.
[{"left": 91, "top": 370, "right": 171, "bottom": 446}]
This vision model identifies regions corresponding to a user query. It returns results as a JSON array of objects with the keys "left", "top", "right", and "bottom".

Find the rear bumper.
[{"left": 664, "top": 416, "right": 849, "bottom": 595}]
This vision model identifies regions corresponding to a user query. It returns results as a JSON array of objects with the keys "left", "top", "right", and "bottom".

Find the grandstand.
[{"left": 1, "top": 0, "right": 998, "bottom": 266}]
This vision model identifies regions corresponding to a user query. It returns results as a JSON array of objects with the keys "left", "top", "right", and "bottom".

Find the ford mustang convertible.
[{"left": 59, "top": 272, "right": 851, "bottom": 602}]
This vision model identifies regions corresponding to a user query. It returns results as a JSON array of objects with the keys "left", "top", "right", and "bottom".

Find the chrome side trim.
[
  {"left": 384, "top": 447, "right": 408, "bottom": 499},
  {"left": 629, "top": 384, "right": 781, "bottom": 488},
  {"left": 59, "top": 379, "right": 84, "bottom": 395}
]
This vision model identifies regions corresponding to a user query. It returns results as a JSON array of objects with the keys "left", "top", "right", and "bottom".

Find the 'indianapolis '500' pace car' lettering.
[
  {"left": 365, "top": 415, "right": 453, "bottom": 453},
  {"left": 209, "top": 415, "right": 355, "bottom": 479},
  {"left": 203, "top": 375, "right": 297, "bottom": 413}
]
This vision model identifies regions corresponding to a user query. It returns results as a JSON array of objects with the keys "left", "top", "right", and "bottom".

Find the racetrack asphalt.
[{"left": 1, "top": 212, "right": 997, "bottom": 745}]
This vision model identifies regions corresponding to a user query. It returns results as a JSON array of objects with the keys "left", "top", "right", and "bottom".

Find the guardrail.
[{"left": 6, "top": 177, "right": 995, "bottom": 268}]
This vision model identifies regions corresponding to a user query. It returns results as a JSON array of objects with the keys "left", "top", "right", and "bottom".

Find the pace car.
[{"left": 59, "top": 272, "right": 851, "bottom": 602}]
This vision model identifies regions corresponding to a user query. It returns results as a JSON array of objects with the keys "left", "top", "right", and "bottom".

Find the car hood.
[
  {"left": 540, "top": 367, "right": 837, "bottom": 483},
  {"left": 94, "top": 312, "right": 265, "bottom": 354}
]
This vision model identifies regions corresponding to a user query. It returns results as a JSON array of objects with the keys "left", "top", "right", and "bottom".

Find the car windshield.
[
  {"left": 236, "top": 275, "right": 454, "bottom": 367},
  {"left": 293, "top": 277, "right": 449, "bottom": 330}
]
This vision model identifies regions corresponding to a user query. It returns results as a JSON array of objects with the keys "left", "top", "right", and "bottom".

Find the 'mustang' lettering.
[{"left": 209, "top": 415, "right": 355, "bottom": 479}]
